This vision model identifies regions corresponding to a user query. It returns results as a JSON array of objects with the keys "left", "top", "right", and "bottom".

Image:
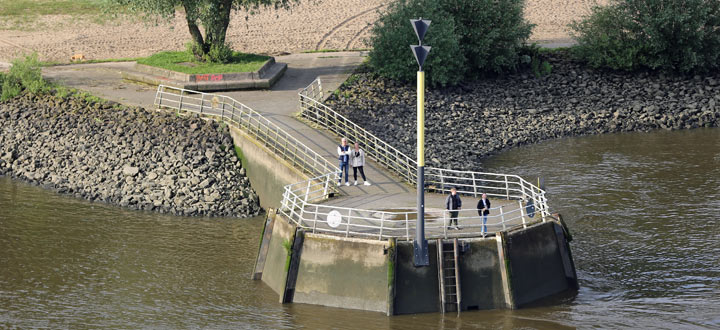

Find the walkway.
[
  {"left": 42, "top": 52, "right": 411, "bottom": 200},
  {"left": 42, "top": 53, "right": 550, "bottom": 240}
]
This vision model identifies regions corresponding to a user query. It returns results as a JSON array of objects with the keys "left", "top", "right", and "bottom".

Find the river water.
[{"left": 1, "top": 128, "right": 719, "bottom": 329}]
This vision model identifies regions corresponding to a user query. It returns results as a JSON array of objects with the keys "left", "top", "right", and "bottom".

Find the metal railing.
[
  {"left": 297, "top": 78, "right": 549, "bottom": 209},
  {"left": 154, "top": 85, "right": 339, "bottom": 184},
  {"left": 281, "top": 175, "right": 548, "bottom": 240},
  {"left": 299, "top": 80, "right": 417, "bottom": 184}
]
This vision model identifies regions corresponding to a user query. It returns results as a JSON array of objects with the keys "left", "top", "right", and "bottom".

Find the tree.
[
  {"left": 367, "top": 0, "right": 534, "bottom": 86},
  {"left": 570, "top": 0, "right": 720, "bottom": 73},
  {"left": 107, "top": 0, "right": 297, "bottom": 61}
]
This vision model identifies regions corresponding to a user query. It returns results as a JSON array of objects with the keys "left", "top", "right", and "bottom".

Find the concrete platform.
[{"left": 120, "top": 58, "right": 287, "bottom": 91}]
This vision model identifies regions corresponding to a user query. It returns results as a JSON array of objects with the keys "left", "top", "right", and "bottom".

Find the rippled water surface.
[{"left": 1, "top": 128, "right": 719, "bottom": 329}]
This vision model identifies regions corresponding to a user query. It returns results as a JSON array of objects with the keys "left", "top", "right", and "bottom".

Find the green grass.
[
  {"left": 0, "top": 0, "right": 103, "bottom": 17},
  {"left": 137, "top": 51, "right": 270, "bottom": 74}
]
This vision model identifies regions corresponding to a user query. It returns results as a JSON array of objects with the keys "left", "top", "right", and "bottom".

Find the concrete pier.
[{"left": 254, "top": 211, "right": 578, "bottom": 315}]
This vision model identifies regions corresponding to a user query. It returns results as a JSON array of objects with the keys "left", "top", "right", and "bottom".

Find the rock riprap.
[
  {"left": 327, "top": 55, "right": 720, "bottom": 171},
  {"left": 0, "top": 94, "right": 260, "bottom": 218}
]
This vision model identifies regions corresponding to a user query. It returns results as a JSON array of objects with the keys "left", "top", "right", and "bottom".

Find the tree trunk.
[
  {"left": 205, "top": 0, "right": 233, "bottom": 49},
  {"left": 182, "top": 0, "right": 208, "bottom": 59}
]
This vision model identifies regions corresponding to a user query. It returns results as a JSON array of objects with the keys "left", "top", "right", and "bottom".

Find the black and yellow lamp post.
[{"left": 410, "top": 18, "right": 431, "bottom": 267}]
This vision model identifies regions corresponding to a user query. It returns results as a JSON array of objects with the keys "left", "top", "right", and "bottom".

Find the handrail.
[
  {"left": 281, "top": 172, "right": 551, "bottom": 240},
  {"left": 297, "top": 78, "right": 549, "bottom": 211},
  {"left": 153, "top": 80, "right": 553, "bottom": 240},
  {"left": 154, "top": 85, "right": 340, "bottom": 186}
]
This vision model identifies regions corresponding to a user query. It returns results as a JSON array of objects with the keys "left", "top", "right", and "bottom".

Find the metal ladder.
[{"left": 437, "top": 238, "right": 461, "bottom": 313}]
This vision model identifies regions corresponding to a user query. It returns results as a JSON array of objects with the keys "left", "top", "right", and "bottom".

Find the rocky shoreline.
[
  {"left": 327, "top": 54, "right": 720, "bottom": 171},
  {"left": 0, "top": 94, "right": 261, "bottom": 218}
]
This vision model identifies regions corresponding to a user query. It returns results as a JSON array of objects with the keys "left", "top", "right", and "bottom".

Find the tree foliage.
[
  {"left": 367, "top": 0, "right": 533, "bottom": 86},
  {"left": 570, "top": 0, "right": 720, "bottom": 73},
  {"left": 106, "top": 0, "right": 297, "bottom": 62}
]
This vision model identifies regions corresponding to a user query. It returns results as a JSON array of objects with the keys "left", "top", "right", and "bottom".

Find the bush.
[
  {"left": 443, "top": 0, "right": 533, "bottom": 75},
  {"left": 570, "top": 0, "right": 720, "bottom": 73},
  {"left": 1, "top": 53, "right": 48, "bottom": 101},
  {"left": 367, "top": 0, "right": 533, "bottom": 86},
  {"left": 204, "top": 43, "right": 234, "bottom": 64},
  {"left": 186, "top": 41, "right": 234, "bottom": 64},
  {"left": 367, "top": 0, "right": 465, "bottom": 86}
]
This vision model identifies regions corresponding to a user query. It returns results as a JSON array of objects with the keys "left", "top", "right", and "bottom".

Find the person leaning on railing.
[{"left": 445, "top": 187, "right": 462, "bottom": 230}]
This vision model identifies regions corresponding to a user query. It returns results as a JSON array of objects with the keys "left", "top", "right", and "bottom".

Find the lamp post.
[{"left": 410, "top": 18, "right": 431, "bottom": 267}]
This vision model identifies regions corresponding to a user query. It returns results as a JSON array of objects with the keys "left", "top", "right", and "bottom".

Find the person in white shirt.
[
  {"left": 350, "top": 142, "right": 371, "bottom": 186},
  {"left": 337, "top": 138, "right": 351, "bottom": 186}
]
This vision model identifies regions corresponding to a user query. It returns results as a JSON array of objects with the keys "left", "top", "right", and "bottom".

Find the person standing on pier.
[
  {"left": 350, "top": 142, "right": 371, "bottom": 186},
  {"left": 445, "top": 187, "right": 462, "bottom": 230},
  {"left": 477, "top": 193, "right": 491, "bottom": 234},
  {"left": 337, "top": 138, "right": 351, "bottom": 186}
]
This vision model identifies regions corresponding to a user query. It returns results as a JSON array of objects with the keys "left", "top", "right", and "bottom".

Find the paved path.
[
  {"left": 40, "top": 52, "right": 546, "bottom": 238},
  {"left": 42, "top": 52, "right": 412, "bottom": 202}
]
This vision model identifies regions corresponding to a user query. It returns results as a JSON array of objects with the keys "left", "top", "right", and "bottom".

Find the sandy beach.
[{"left": 0, "top": 0, "right": 607, "bottom": 63}]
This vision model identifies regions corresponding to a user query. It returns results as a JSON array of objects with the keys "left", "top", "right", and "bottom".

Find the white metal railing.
[
  {"left": 154, "top": 85, "right": 340, "bottom": 183},
  {"left": 299, "top": 80, "right": 417, "bottom": 184},
  {"left": 284, "top": 78, "right": 552, "bottom": 239},
  {"left": 298, "top": 79, "right": 548, "bottom": 203},
  {"left": 281, "top": 174, "right": 549, "bottom": 240}
]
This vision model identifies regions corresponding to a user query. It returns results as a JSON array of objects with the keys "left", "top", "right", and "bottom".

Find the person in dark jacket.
[
  {"left": 445, "top": 187, "right": 462, "bottom": 230},
  {"left": 477, "top": 193, "right": 491, "bottom": 234}
]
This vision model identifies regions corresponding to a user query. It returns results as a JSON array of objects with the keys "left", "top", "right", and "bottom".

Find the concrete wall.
[
  {"left": 504, "top": 221, "right": 576, "bottom": 307},
  {"left": 256, "top": 219, "right": 578, "bottom": 314},
  {"left": 260, "top": 215, "right": 296, "bottom": 297},
  {"left": 457, "top": 238, "right": 507, "bottom": 310},
  {"left": 293, "top": 234, "right": 390, "bottom": 313},
  {"left": 394, "top": 240, "right": 440, "bottom": 314},
  {"left": 230, "top": 127, "right": 308, "bottom": 210}
]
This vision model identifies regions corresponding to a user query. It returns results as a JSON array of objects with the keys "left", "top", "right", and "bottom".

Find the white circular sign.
[{"left": 327, "top": 210, "right": 343, "bottom": 228}]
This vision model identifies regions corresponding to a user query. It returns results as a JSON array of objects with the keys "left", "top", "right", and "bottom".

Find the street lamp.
[{"left": 410, "top": 18, "right": 431, "bottom": 267}]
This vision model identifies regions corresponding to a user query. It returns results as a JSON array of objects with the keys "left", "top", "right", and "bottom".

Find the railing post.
[
  {"left": 443, "top": 210, "right": 448, "bottom": 239},
  {"left": 221, "top": 96, "right": 226, "bottom": 120},
  {"left": 200, "top": 93, "right": 204, "bottom": 114},
  {"left": 504, "top": 175, "right": 510, "bottom": 200},
  {"left": 157, "top": 85, "right": 164, "bottom": 108},
  {"left": 322, "top": 174, "right": 330, "bottom": 198},
  {"left": 519, "top": 200, "right": 527, "bottom": 229},
  {"left": 541, "top": 193, "right": 547, "bottom": 222},
  {"left": 298, "top": 199, "right": 306, "bottom": 225},
  {"left": 304, "top": 180, "right": 311, "bottom": 204},
  {"left": 472, "top": 172, "right": 478, "bottom": 197},
  {"left": 405, "top": 213, "right": 410, "bottom": 241},
  {"left": 378, "top": 213, "right": 385, "bottom": 240},
  {"left": 281, "top": 189, "right": 288, "bottom": 211},
  {"left": 440, "top": 169, "right": 445, "bottom": 192},
  {"left": 312, "top": 205, "right": 319, "bottom": 233},
  {"left": 178, "top": 89, "right": 184, "bottom": 114},
  {"left": 346, "top": 209, "right": 352, "bottom": 237},
  {"left": 500, "top": 205, "right": 506, "bottom": 231}
]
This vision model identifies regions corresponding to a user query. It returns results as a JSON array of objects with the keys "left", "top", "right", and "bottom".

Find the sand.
[{"left": 0, "top": 0, "right": 608, "bottom": 63}]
